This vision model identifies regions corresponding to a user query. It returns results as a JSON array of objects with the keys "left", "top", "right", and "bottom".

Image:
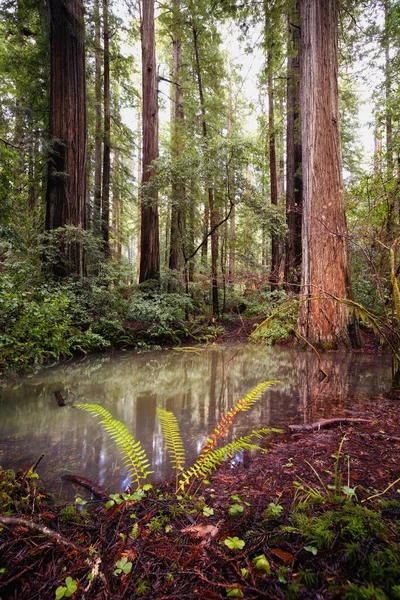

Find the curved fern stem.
[{"left": 76, "top": 404, "right": 153, "bottom": 489}]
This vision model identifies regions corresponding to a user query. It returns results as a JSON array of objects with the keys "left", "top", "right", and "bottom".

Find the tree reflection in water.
[{"left": 0, "top": 345, "right": 390, "bottom": 496}]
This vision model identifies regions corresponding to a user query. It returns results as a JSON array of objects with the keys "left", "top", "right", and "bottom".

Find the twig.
[{"left": 0, "top": 516, "right": 94, "bottom": 561}]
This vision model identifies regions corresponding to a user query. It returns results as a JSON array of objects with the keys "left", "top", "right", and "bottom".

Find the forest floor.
[{"left": 1, "top": 386, "right": 400, "bottom": 599}]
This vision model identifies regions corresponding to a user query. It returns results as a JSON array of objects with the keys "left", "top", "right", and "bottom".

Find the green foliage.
[
  {"left": 224, "top": 536, "right": 245, "bottom": 550},
  {"left": 76, "top": 404, "right": 153, "bottom": 488},
  {"left": 253, "top": 554, "right": 271, "bottom": 574},
  {"left": 55, "top": 577, "right": 78, "bottom": 599},
  {"left": 156, "top": 409, "right": 186, "bottom": 474},
  {"left": 114, "top": 557, "right": 132, "bottom": 577},
  {"left": 247, "top": 292, "right": 299, "bottom": 345},
  {"left": 78, "top": 383, "right": 281, "bottom": 495},
  {"left": 127, "top": 289, "right": 193, "bottom": 343}
]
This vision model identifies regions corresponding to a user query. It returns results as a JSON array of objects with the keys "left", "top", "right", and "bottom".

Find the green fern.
[
  {"left": 199, "top": 381, "right": 281, "bottom": 460},
  {"left": 179, "top": 428, "right": 281, "bottom": 492},
  {"left": 76, "top": 403, "right": 153, "bottom": 488},
  {"left": 156, "top": 408, "right": 186, "bottom": 490}
]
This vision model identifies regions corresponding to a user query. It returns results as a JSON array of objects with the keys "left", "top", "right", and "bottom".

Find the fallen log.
[
  {"left": 61, "top": 474, "right": 109, "bottom": 500},
  {"left": 54, "top": 391, "right": 66, "bottom": 406},
  {"left": 288, "top": 418, "right": 370, "bottom": 434}
]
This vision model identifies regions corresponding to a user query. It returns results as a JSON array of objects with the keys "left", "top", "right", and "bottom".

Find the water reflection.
[{"left": 0, "top": 345, "right": 390, "bottom": 495}]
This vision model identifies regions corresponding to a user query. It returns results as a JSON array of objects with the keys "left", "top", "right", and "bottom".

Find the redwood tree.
[
  {"left": 285, "top": 0, "right": 302, "bottom": 290},
  {"left": 46, "top": 0, "right": 86, "bottom": 274},
  {"left": 45, "top": 0, "right": 87, "bottom": 275},
  {"left": 297, "top": 0, "right": 362, "bottom": 348},
  {"left": 139, "top": 0, "right": 160, "bottom": 283}
]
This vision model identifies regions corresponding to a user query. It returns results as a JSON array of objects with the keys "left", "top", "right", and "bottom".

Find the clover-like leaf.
[{"left": 224, "top": 536, "right": 245, "bottom": 550}]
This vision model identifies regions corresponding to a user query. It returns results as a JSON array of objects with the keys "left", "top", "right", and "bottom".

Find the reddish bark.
[
  {"left": 285, "top": 2, "right": 302, "bottom": 290},
  {"left": 139, "top": 0, "right": 160, "bottom": 283},
  {"left": 297, "top": 0, "right": 361, "bottom": 348},
  {"left": 45, "top": 0, "right": 87, "bottom": 275}
]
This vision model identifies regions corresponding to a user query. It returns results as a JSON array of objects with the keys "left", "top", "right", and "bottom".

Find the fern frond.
[
  {"left": 180, "top": 427, "right": 282, "bottom": 491},
  {"left": 199, "top": 381, "right": 280, "bottom": 460},
  {"left": 156, "top": 408, "right": 186, "bottom": 471},
  {"left": 76, "top": 403, "right": 153, "bottom": 488}
]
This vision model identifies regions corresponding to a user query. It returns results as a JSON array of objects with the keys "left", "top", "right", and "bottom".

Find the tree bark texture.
[
  {"left": 169, "top": 1, "right": 185, "bottom": 274},
  {"left": 298, "top": 0, "right": 361, "bottom": 348},
  {"left": 101, "top": 0, "right": 110, "bottom": 255},
  {"left": 139, "top": 0, "right": 160, "bottom": 283},
  {"left": 93, "top": 0, "right": 102, "bottom": 236},
  {"left": 46, "top": 0, "right": 86, "bottom": 228},
  {"left": 285, "top": 2, "right": 302, "bottom": 290},
  {"left": 193, "top": 25, "right": 218, "bottom": 316},
  {"left": 45, "top": 0, "right": 87, "bottom": 275},
  {"left": 267, "top": 50, "right": 279, "bottom": 290}
]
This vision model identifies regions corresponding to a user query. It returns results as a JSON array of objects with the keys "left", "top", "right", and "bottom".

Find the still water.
[{"left": 0, "top": 345, "right": 391, "bottom": 495}]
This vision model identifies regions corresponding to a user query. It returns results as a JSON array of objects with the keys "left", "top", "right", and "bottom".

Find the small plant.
[
  {"left": 114, "top": 557, "right": 132, "bottom": 576},
  {"left": 224, "top": 536, "right": 246, "bottom": 550},
  {"left": 264, "top": 502, "right": 284, "bottom": 518},
  {"left": 55, "top": 577, "right": 78, "bottom": 599},
  {"left": 229, "top": 503, "right": 244, "bottom": 516},
  {"left": 226, "top": 587, "right": 244, "bottom": 597},
  {"left": 253, "top": 554, "right": 271, "bottom": 574}
]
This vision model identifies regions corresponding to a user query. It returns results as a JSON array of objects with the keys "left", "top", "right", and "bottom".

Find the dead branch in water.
[{"left": 288, "top": 418, "right": 370, "bottom": 433}]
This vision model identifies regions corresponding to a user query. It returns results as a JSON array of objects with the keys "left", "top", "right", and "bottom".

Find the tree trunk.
[
  {"left": 193, "top": 25, "right": 218, "bottom": 316},
  {"left": 139, "top": 0, "right": 160, "bottom": 283},
  {"left": 285, "top": 2, "right": 302, "bottom": 291},
  {"left": 266, "top": 41, "right": 279, "bottom": 290},
  {"left": 93, "top": 0, "right": 102, "bottom": 236},
  {"left": 169, "top": 0, "right": 185, "bottom": 275},
  {"left": 45, "top": 0, "right": 87, "bottom": 277},
  {"left": 101, "top": 0, "right": 110, "bottom": 256},
  {"left": 227, "top": 70, "right": 235, "bottom": 282},
  {"left": 297, "top": 0, "right": 362, "bottom": 349}
]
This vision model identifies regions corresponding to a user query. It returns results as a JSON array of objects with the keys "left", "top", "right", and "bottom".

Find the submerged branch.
[{"left": 288, "top": 418, "right": 370, "bottom": 434}]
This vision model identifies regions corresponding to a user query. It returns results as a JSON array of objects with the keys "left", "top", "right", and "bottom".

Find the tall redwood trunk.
[
  {"left": 169, "top": 0, "right": 185, "bottom": 274},
  {"left": 285, "top": 1, "right": 302, "bottom": 290},
  {"left": 45, "top": 0, "right": 87, "bottom": 276},
  {"left": 93, "top": 0, "right": 102, "bottom": 236},
  {"left": 265, "top": 3, "right": 279, "bottom": 291},
  {"left": 101, "top": 0, "right": 110, "bottom": 255},
  {"left": 193, "top": 25, "right": 218, "bottom": 316},
  {"left": 139, "top": 0, "right": 160, "bottom": 283},
  {"left": 297, "top": 0, "right": 361, "bottom": 348},
  {"left": 227, "top": 70, "right": 235, "bottom": 282}
]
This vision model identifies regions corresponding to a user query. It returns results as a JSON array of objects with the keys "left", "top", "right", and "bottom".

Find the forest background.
[{"left": 0, "top": 0, "right": 399, "bottom": 383}]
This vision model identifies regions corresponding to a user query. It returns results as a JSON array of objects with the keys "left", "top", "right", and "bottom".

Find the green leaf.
[
  {"left": 226, "top": 588, "right": 244, "bottom": 597},
  {"left": 304, "top": 545, "right": 318, "bottom": 555},
  {"left": 224, "top": 536, "right": 245, "bottom": 550},
  {"left": 55, "top": 587, "right": 66, "bottom": 600},
  {"left": 64, "top": 577, "right": 77, "bottom": 597},
  {"left": 229, "top": 504, "right": 244, "bottom": 516},
  {"left": 203, "top": 506, "right": 214, "bottom": 517}
]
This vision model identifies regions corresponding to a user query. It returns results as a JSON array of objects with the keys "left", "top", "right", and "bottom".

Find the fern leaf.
[
  {"left": 180, "top": 427, "right": 281, "bottom": 491},
  {"left": 76, "top": 403, "right": 153, "bottom": 488},
  {"left": 199, "top": 381, "right": 280, "bottom": 459},
  {"left": 156, "top": 408, "right": 186, "bottom": 471},
  {"left": 180, "top": 437, "right": 259, "bottom": 491}
]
